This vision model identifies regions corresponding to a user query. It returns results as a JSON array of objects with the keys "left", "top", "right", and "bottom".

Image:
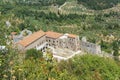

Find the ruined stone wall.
[
  {"left": 46, "top": 37, "right": 56, "bottom": 47},
  {"left": 67, "top": 37, "right": 80, "bottom": 51},
  {"left": 80, "top": 41, "right": 101, "bottom": 54},
  {"left": 57, "top": 36, "right": 80, "bottom": 51}
]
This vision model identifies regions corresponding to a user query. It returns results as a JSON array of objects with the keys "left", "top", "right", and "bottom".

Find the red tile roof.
[
  {"left": 68, "top": 34, "right": 78, "bottom": 38},
  {"left": 46, "top": 31, "right": 63, "bottom": 39},
  {"left": 18, "top": 30, "right": 45, "bottom": 47}
]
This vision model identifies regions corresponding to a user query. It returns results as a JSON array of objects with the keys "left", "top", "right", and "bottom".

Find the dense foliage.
[
  {"left": 25, "top": 49, "right": 43, "bottom": 59},
  {"left": 59, "top": 55, "right": 120, "bottom": 80},
  {"left": 0, "top": 0, "right": 66, "bottom": 6},
  {"left": 77, "top": 0, "right": 120, "bottom": 10},
  {"left": 1, "top": 51, "right": 120, "bottom": 80}
]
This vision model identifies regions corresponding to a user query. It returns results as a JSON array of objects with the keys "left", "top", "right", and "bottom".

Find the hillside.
[
  {"left": 1, "top": 50, "right": 120, "bottom": 80},
  {"left": 0, "top": 0, "right": 120, "bottom": 80},
  {"left": 77, "top": 0, "right": 120, "bottom": 10},
  {"left": 0, "top": 0, "right": 120, "bottom": 51}
]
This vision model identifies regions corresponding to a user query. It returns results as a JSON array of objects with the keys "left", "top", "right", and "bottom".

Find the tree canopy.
[{"left": 77, "top": 0, "right": 120, "bottom": 10}]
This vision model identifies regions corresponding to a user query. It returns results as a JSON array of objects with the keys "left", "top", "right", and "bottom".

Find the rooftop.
[
  {"left": 68, "top": 34, "right": 78, "bottom": 38},
  {"left": 17, "top": 30, "right": 79, "bottom": 47},
  {"left": 18, "top": 30, "right": 45, "bottom": 47},
  {"left": 46, "top": 31, "right": 63, "bottom": 39}
]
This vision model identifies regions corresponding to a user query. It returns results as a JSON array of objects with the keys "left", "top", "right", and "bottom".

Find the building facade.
[
  {"left": 16, "top": 30, "right": 101, "bottom": 54},
  {"left": 80, "top": 40, "right": 101, "bottom": 54},
  {"left": 17, "top": 30, "right": 47, "bottom": 52},
  {"left": 17, "top": 30, "right": 80, "bottom": 52},
  {"left": 58, "top": 34, "right": 80, "bottom": 51}
]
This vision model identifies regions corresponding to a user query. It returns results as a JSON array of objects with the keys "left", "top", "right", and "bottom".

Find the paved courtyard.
[
  {"left": 53, "top": 48, "right": 75, "bottom": 58},
  {"left": 48, "top": 47, "right": 81, "bottom": 60}
]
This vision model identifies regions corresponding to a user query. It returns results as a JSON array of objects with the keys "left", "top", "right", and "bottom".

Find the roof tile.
[
  {"left": 68, "top": 34, "right": 78, "bottom": 38},
  {"left": 46, "top": 31, "right": 63, "bottom": 39},
  {"left": 18, "top": 30, "right": 45, "bottom": 47}
]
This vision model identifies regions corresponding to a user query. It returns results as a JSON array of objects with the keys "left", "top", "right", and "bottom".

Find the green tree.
[
  {"left": 25, "top": 49, "right": 43, "bottom": 59},
  {"left": 77, "top": 0, "right": 119, "bottom": 10},
  {"left": 59, "top": 55, "right": 120, "bottom": 80},
  {"left": 112, "top": 40, "right": 119, "bottom": 56}
]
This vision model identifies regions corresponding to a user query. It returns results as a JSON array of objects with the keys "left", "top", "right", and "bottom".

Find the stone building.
[
  {"left": 45, "top": 31, "right": 63, "bottom": 48},
  {"left": 16, "top": 30, "right": 101, "bottom": 54},
  {"left": 58, "top": 33, "right": 80, "bottom": 51},
  {"left": 17, "top": 30, "right": 80, "bottom": 52},
  {"left": 17, "top": 30, "right": 48, "bottom": 52},
  {"left": 10, "top": 29, "right": 32, "bottom": 43}
]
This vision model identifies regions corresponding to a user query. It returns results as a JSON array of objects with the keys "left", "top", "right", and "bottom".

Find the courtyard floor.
[{"left": 48, "top": 47, "right": 81, "bottom": 60}]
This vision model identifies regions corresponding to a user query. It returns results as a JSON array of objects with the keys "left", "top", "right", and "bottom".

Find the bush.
[
  {"left": 77, "top": 0, "right": 119, "bottom": 10},
  {"left": 58, "top": 55, "right": 120, "bottom": 80},
  {"left": 25, "top": 49, "right": 43, "bottom": 59}
]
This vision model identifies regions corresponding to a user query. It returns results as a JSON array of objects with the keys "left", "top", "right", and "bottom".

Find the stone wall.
[
  {"left": 57, "top": 35, "right": 80, "bottom": 51},
  {"left": 80, "top": 41, "right": 101, "bottom": 54},
  {"left": 46, "top": 37, "right": 59, "bottom": 48}
]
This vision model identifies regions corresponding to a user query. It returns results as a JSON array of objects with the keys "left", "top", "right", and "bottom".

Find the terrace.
[{"left": 48, "top": 47, "right": 81, "bottom": 61}]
